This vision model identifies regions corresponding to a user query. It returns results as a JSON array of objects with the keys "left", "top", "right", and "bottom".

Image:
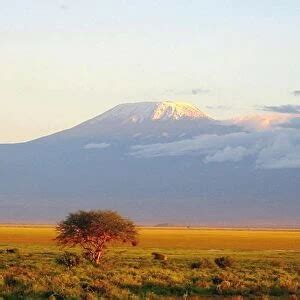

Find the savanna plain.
[{"left": 0, "top": 226, "right": 299, "bottom": 299}]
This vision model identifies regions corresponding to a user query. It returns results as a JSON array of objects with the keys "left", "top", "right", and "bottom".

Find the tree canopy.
[{"left": 56, "top": 210, "right": 138, "bottom": 264}]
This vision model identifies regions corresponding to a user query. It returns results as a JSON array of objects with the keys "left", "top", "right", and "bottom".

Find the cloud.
[
  {"left": 130, "top": 129, "right": 300, "bottom": 169},
  {"left": 280, "top": 117, "right": 300, "bottom": 129},
  {"left": 204, "top": 146, "right": 253, "bottom": 163},
  {"left": 131, "top": 131, "right": 263, "bottom": 158},
  {"left": 205, "top": 105, "right": 232, "bottom": 110},
  {"left": 191, "top": 88, "right": 209, "bottom": 95},
  {"left": 84, "top": 143, "right": 110, "bottom": 150},
  {"left": 260, "top": 105, "right": 300, "bottom": 114},
  {"left": 256, "top": 132, "right": 300, "bottom": 169},
  {"left": 164, "top": 88, "right": 209, "bottom": 96},
  {"left": 230, "top": 114, "right": 289, "bottom": 130},
  {"left": 293, "top": 90, "right": 300, "bottom": 96}
]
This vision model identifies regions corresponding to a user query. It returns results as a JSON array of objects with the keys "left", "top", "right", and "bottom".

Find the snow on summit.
[
  {"left": 92, "top": 101, "right": 209, "bottom": 124},
  {"left": 152, "top": 101, "right": 208, "bottom": 121}
]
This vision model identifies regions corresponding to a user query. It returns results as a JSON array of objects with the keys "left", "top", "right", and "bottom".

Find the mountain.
[
  {"left": 91, "top": 101, "right": 210, "bottom": 122},
  {"left": 0, "top": 101, "right": 299, "bottom": 226},
  {"left": 45, "top": 101, "right": 232, "bottom": 143}
]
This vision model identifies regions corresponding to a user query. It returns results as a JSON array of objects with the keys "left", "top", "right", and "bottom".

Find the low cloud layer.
[
  {"left": 260, "top": 105, "right": 300, "bottom": 114},
  {"left": 230, "top": 114, "right": 289, "bottom": 130},
  {"left": 84, "top": 143, "right": 110, "bottom": 150},
  {"left": 204, "top": 146, "right": 253, "bottom": 163},
  {"left": 280, "top": 117, "right": 300, "bottom": 129},
  {"left": 130, "top": 129, "right": 300, "bottom": 169},
  {"left": 255, "top": 132, "right": 300, "bottom": 169}
]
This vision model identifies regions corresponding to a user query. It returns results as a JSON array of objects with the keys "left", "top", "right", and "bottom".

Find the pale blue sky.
[{"left": 0, "top": 0, "right": 299, "bottom": 142}]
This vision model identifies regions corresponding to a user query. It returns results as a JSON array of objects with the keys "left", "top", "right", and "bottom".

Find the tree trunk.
[{"left": 95, "top": 250, "right": 103, "bottom": 264}]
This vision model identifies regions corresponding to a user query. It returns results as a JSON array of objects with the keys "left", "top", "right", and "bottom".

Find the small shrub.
[
  {"left": 4, "top": 275, "right": 19, "bottom": 287},
  {"left": 191, "top": 258, "right": 213, "bottom": 269},
  {"left": 214, "top": 256, "right": 234, "bottom": 269},
  {"left": 271, "top": 259, "right": 286, "bottom": 268},
  {"left": 212, "top": 276, "right": 223, "bottom": 285},
  {"left": 191, "top": 262, "right": 201, "bottom": 269},
  {"left": 270, "top": 285, "right": 285, "bottom": 296},
  {"left": 131, "top": 240, "right": 138, "bottom": 247},
  {"left": 152, "top": 252, "right": 167, "bottom": 261},
  {"left": 3, "top": 274, "right": 25, "bottom": 289},
  {"left": 6, "top": 248, "right": 19, "bottom": 254},
  {"left": 56, "top": 252, "right": 81, "bottom": 268}
]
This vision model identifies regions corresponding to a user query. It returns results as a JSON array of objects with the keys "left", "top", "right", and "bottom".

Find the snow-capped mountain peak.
[
  {"left": 152, "top": 101, "right": 209, "bottom": 121},
  {"left": 89, "top": 101, "right": 210, "bottom": 124}
]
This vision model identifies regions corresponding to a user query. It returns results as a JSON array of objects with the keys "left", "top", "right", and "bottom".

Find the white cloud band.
[{"left": 130, "top": 129, "right": 300, "bottom": 169}]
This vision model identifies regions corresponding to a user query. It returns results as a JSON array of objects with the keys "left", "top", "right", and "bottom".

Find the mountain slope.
[
  {"left": 91, "top": 101, "right": 210, "bottom": 123},
  {"left": 0, "top": 101, "right": 299, "bottom": 225},
  {"left": 36, "top": 101, "right": 236, "bottom": 144}
]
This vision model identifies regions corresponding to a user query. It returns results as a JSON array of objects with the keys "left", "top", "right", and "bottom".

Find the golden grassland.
[
  {"left": 0, "top": 225, "right": 300, "bottom": 250},
  {"left": 0, "top": 225, "right": 299, "bottom": 298}
]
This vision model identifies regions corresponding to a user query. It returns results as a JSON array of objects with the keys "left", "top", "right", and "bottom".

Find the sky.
[{"left": 0, "top": 0, "right": 300, "bottom": 143}]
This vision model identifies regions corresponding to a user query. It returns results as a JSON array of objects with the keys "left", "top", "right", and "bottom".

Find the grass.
[
  {"left": 1, "top": 225, "right": 300, "bottom": 250},
  {"left": 0, "top": 226, "right": 299, "bottom": 299}
]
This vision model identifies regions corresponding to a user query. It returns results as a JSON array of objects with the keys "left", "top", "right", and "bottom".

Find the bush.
[
  {"left": 152, "top": 252, "right": 167, "bottom": 261},
  {"left": 56, "top": 252, "right": 81, "bottom": 268},
  {"left": 191, "top": 262, "right": 201, "bottom": 269},
  {"left": 4, "top": 275, "right": 19, "bottom": 287},
  {"left": 212, "top": 276, "right": 223, "bottom": 285},
  {"left": 270, "top": 259, "right": 286, "bottom": 268},
  {"left": 214, "top": 256, "right": 234, "bottom": 269},
  {"left": 191, "top": 258, "right": 213, "bottom": 269},
  {"left": 3, "top": 274, "right": 27, "bottom": 290},
  {"left": 6, "top": 248, "right": 19, "bottom": 254}
]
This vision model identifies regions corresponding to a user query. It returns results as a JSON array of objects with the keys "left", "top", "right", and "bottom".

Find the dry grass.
[
  {"left": 0, "top": 225, "right": 299, "bottom": 250},
  {"left": 0, "top": 226, "right": 56, "bottom": 245},
  {"left": 0, "top": 225, "right": 299, "bottom": 298},
  {"left": 140, "top": 227, "right": 300, "bottom": 250}
]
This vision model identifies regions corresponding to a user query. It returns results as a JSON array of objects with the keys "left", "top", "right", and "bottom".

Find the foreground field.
[{"left": 0, "top": 226, "right": 299, "bottom": 299}]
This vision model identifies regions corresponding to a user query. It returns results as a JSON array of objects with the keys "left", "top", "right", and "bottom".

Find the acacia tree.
[{"left": 56, "top": 210, "right": 138, "bottom": 264}]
